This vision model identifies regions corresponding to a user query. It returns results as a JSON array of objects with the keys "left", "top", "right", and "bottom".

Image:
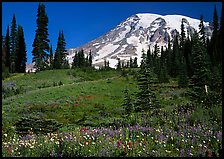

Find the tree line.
[{"left": 122, "top": 4, "right": 223, "bottom": 113}]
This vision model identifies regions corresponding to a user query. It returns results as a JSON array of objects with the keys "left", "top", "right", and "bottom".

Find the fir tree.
[
  {"left": 166, "top": 35, "right": 173, "bottom": 76},
  {"left": 117, "top": 58, "right": 121, "bottom": 70},
  {"left": 72, "top": 51, "right": 78, "bottom": 68},
  {"left": 88, "top": 50, "right": 92, "bottom": 67},
  {"left": 32, "top": 3, "right": 50, "bottom": 71},
  {"left": 135, "top": 49, "right": 159, "bottom": 112},
  {"left": 122, "top": 88, "right": 133, "bottom": 115},
  {"left": 130, "top": 57, "right": 133, "bottom": 68},
  {"left": 212, "top": 4, "right": 219, "bottom": 38},
  {"left": 133, "top": 57, "right": 138, "bottom": 68},
  {"left": 189, "top": 32, "right": 210, "bottom": 103},
  {"left": 170, "top": 36, "right": 180, "bottom": 77},
  {"left": 153, "top": 44, "right": 160, "bottom": 75},
  {"left": 79, "top": 49, "right": 85, "bottom": 68},
  {"left": 49, "top": 45, "right": 54, "bottom": 69},
  {"left": 53, "top": 31, "right": 67, "bottom": 69},
  {"left": 146, "top": 46, "right": 152, "bottom": 68},
  {"left": 178, "top": 57, "right": 188, "bottom": 87},
  {"left": 199, "top": 15, "right": 206, "bottom": 45},
  {"left": 4, "top": 26, "right": 10, "bottom": 70},
  {"left": 15, "top": 25, "right": 27, "bottom": 73},
  {"left": 10, "top": 14, "right": 17, "bottom": 73},
  {"left": 180, "top": 18, "right": 186, "bottom": 48},
  {"left": 158, "top": 46, "right": 169, "bottom": 83}
]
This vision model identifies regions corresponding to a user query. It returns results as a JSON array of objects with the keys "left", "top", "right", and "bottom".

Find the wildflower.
[
  {"left": 191, "top": 145, "right": 194, "bottom": 149},
  {"left": 4, "top": 134, "right": 7, "bottom": 137},
  {"left": 128, "top": 141, "right": 133, "bottom": 148},
  {"left": 117, "top": 140, "right": 122, "bottom": 148},
  {"left": 165, "top": 150, "right": 171, "bottom": 153}
]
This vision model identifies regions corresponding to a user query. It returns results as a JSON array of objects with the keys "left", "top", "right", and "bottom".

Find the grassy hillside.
[{"left": 2, "top": 68, "right": 222, "bottom": 157}]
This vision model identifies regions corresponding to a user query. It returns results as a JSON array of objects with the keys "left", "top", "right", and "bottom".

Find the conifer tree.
[
  {"left": 180, "top": 19, "right": 186, "bottom": 49},
  {"left": 189, "top": 32, "right": 210, "bottom": 103},
  {"left": 49, "top": 45, "right": 53, "bottom": 69},
  {"left": 53, "top": 31, "right": 67, "bottom": 69},
  {"left": 146, "top": 46, "right": 152, "bottom": 68},
  {"left": 32, "top": 3, "right": 50, "bottom": 71},
  {"left": 79, "top": 49, "right": 85, "bottom": 68},
  {"left": 133, "top": 57, "right": 138, "bottom": 68},
  {"left": 15, "top": 25, "right": 27, "bottom": 73},
  {"left": 178, "top": 57, "right": 188, "bottom": 87},
  {"left": 122, "top": 89, "right": 133, "bottom": 115},
  {"left": 135, "top": 49, "right": 159, "bottom": 112},
  {"left": 10, "top": 14, "right": 17, "bottom": 73},
  {"left": 88, "top": 50, "right": 92, "bottom": 67},
  {"left": 158, "top": 46, "right": 169, "bottom": 83},
  {"left": 129, "top": 57, "right": 133, "bottom": 68},
  {"left": 212, "top": 5, "right": 219, "bottom": 38},
  {"left": 170, "top": 36, "right": 180, "bottom": 77},
  {"left": 72, "top": 51, "right": 78, "bottom": 68},
  {"left": 117, "top": 58, "right": 121, "bottom": 70},
  {"left": 166, "top": 36, "right": 173, "bottom": 76},
  {"left": 199, "top": 15, "right": 206, "bottom": 45},
  {"left": 153, "top": 44, "right": 160, "bottom": 75},
  {"left": 4, "top": 26, "right": 10, "bottom": 70}
]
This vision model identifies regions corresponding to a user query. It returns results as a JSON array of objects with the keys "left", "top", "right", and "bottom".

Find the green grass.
[{"left": 2, "top": 68, "right": 222, "bottom": 157}]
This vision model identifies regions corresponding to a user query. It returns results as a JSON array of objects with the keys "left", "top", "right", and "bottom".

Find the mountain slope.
[{"left": 67, "top": 13, "right": 212, "bottom": 68}]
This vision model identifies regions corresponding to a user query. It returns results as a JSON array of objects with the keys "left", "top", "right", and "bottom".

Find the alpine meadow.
[{"left": 2, "top": 2, "right": 222, "bottom": 157}]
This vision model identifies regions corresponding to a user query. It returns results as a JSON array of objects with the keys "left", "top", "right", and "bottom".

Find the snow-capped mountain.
[{"left": 68, "top": 13, "right": 212, "bottom": 68}]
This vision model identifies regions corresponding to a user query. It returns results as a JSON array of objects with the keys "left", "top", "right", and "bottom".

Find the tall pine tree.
[
  {"left": 189, "top": 32, "right": 210, "bottom": 103},
  {"left": 32, "top": 3, "right": 50, "bottom": 71},
  {"left": 10, "top": 14, "right": 17, "bottom": 73},
  {"left": 53, "top": 31, "right": 67, "bottom": 69},
  {"left": 135, "top": 49, "right": 159, "bottom": 112},
  {"left": 199, "top": 15, "right": 206, "bottom": 45},
  {"left": 4, "top": 26, "right": 11, "bottom": 70},
  {"left": 15, "top": 25, "right": 27, "bottom": 73},
  {"left": 49, "top": 44, "right": 54, "bottom": 69}
]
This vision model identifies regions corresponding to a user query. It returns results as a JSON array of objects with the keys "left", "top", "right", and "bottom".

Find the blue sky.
[{"left": 2, "top": 2, "right": 222, "bottom": 64}]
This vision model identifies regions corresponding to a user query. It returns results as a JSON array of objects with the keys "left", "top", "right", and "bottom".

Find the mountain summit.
[{"left": 68, "top": 13, "right": 212, "bottom": 68}]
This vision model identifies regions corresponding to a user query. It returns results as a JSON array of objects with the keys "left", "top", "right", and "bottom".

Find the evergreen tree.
[
  {"left": 133, "top": 57, "right": 138, "bottom": 68},
  {"left": 117, "top": 58, "right": 121, "bottom": 70},
  {"left": 72, "top": 51, "right": 78, "bottom": 68},
  {"left": 10, "top": 14, "right": 17, "bottom": 73},
  {"left": 170, "top": 36, "right": 180, "bottom": 77},
  {"left": 53, "top": 31, "right": 67, "bottom": 69},
  {"left": 189, "top": 32, "right": 210, "bottom": 103},
  {"left": 4, "top": 26, "right": 11, "bottom": 70},
  {"left": 166, "top": 35, "right": 173, "bottom": 76},
  {"left": 61, "top": 31, "right": 68, "bottom": 68},
  {"left": 79, "top": 49, "right": 85, "bottom": 68},
  {"left": 32, "top": 3, "right": 50, "bottom": 71},
  {"left": 135, "top": 50, "right": 159, "bottom": 112},
  {"left": 15, "top": 25, "right": 27, "bottom": 73},
  {"left": 49, "top": 45, "right": 54, "bottom": 69},
  {"left": 122, "top": 89, "right": 133, "bottom": 115},
  {"left": 146, "top": 46, "right": 152, "bottom": 68},
  {"left": 198, "top": 15, "right": 206, "bottom": 45},
  {"left": 153, "top": 44, "right": 160, "bottom": 75},
  {"left": 180, "top": 18, "right": 186, "bottom": 48},
  {"left": 212, "top": 4, "right": 219, "bottom": 38},
  {"left": 178, "top": 57, "right": 188, "bottom": 87},
  {"left": 130, "top": 57, "right": 133, "bottom": 68},
  {"left": 53, "top": 32, "right": 62, "bottom": 69},
  {"left": 88, "top": 50, "right": 92, "bottom": 67},
  {"left": 158, "top": 46, "right": 169, "bottom": 83},
  {"left": 2, "top": 37, "right": 10, "bottom": 79}
]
